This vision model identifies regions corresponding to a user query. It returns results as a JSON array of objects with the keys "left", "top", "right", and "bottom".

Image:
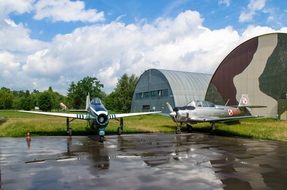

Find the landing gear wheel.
[
  {"left": 117, "top": 127, "right": 122, "bottom": 135},
  {"left": 210, "top": 123, "right": 216, "bottom": 132},
  {"left": 67, "top": 128, "right": 72, "bottom": 136},
  {"left": 176, "top": 127, "right": 181, "bottom": 134}
]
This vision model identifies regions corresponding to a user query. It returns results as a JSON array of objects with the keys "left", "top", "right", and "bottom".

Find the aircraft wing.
[
  {"left": 190, "top": 115, "right": 255, "bottom": 122},
  {"left": 19, "top": 110, "right": 92, "bottom": 120},
  {"left": 109, "top": 111, "right": 161, "bottom": 119}
]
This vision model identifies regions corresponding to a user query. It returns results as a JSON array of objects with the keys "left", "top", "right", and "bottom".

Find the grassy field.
[
  {"left": 0, "top": 110, "right": 287, "bottom": 141},
  {"left": 0, "top": 110, "right": 175, "bottom": 137}
]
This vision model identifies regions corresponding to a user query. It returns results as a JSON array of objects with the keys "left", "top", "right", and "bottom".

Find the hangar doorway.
[{"left": 142, "top": 105, "right": 150, "bottom": 112}]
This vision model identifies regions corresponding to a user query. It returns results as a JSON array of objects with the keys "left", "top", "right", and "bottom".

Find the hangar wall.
[
  {"left": 205, "top": 33, "right": 287, "bottom": 120},
  {"left": 131, "top": 69, "right": 211, "bottom": 113}
]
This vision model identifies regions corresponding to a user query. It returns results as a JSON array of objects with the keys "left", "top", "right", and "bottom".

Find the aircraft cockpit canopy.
[
  {"left": 187, "top": 100, "right": 215, "bottom": 108},
  {"left": 90, "top": 98, "right": 107, "bottom": 112},
  {"left": 91, "top": 97, "right": 102, "bottom": 105}
]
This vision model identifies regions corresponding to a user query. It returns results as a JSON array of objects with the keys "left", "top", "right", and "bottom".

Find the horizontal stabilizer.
[{"left": 240, "top": 105, "right": 267, "bottom": 108}]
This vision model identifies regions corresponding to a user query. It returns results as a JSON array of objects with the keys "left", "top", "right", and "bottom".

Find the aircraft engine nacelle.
[
  {"left": 96, "top": 113, "right": 109, "bottom": 126},
  {"left": 89, "top": 115, "right": 109, "bottom": 130},
  {"left": 88, "top": 113, "right": 109, "bottom": 130}
]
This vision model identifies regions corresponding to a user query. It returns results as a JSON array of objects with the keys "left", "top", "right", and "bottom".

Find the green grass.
[
  {"left": 0, "top": 110, "right": 175, "bottom": 137},
  {"left": 190, "top": 118, "right": 287, "bottom": 141},
  {"left": 0, "top": 110, "right": 287, "bottom": 141}
]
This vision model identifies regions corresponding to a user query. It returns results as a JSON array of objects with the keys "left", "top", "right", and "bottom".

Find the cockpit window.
[
  {"left": 91, "top": 98, "right": 102, "bottom": 105},
  {"left": 90, "top": 98, "right": 107, "bottom": 112},
  {"left": 187, "top": 100, "right": 215, "bottom": 107},
  {"left": 202, "top": 101, "right": 215, "bottom": 107},
  {"left": 174, "top": 106, "right": 195, "bottom": 111}
]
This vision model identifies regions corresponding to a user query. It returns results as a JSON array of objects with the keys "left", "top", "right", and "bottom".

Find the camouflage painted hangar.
[
  {"left": 131, "top": 33, "right": 287, "bottom": 119},
  {"left": 205, "top": 33, "right": 287, "bottom": 120}
]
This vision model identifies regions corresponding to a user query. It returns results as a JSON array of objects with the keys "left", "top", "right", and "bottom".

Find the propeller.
[{"left": 166, "top": 102, "right": 181, "bottom": 126}]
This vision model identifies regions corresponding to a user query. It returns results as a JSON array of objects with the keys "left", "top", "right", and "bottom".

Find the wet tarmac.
[{"left": 1, "top": 133, "right": 287, "bottom": 190}]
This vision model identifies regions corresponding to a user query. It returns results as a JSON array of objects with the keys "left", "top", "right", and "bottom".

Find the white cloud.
[
  {"left": 0, "top": 18, "right": 47, "bottom": 54},
  {"left": 241, "top": 25, "right": 287, "bottom": 41},
  {"left": 0, "top": 0, "right": 33, "bottom": 18},
  {"left": 241, "top": 25, "right": 275, "bottom": 40},
  {"left": 239, "top": 0, "right": 267, "bottom": 22},
  {"left": 23, "top": 49, "right": 64, "bottom": 77},
  {"left": 0, "top": 51, "right": 20, "bottom": 77},
  {"left": 218, "top": 0, "right": 231, "bottom": 7},
  {"left": 20, "top": 10, "right": 241, "bottom": 92},
  {"left": 247, "top": 0, "right": 266, "bottom": 10},
  {"left": 0, "top": 4, "right": 286, "bottom": 94},
  {"left": 34, "top": 0, "right": 104, "bottom": 23}
]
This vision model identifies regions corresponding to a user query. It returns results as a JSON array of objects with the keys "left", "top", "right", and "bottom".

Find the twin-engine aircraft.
[
  {"left": 166, "top": 94, "right": 263, "bottom": 133},
  {"left": 20, "top": 94, "right": 160, "bottom": 142}
]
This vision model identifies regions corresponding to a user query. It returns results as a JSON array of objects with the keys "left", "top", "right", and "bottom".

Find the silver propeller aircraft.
[
  {"left": 166, "top": 94, "right": 263, "bottom": 133},
  {"left": 20, "top": 94, "right": 160, "bottom": 142}
]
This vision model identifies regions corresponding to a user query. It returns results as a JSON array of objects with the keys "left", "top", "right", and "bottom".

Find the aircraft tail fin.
[
  {"left": 238, "top": 94, "right": 266, "bottom": 108},
  {"left": 85, "top": 93, "right": 91, "bottom": 111},
  {"left": 166, "top": 102, "right": 173, "bottom": 113},
  {"left": 238, "top": 94, "right": 250, "bottom": 107}
]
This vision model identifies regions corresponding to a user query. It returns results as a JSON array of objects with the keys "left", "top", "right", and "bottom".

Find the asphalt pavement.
[{"left": 1, "top": 133, "right": 287, "bottom": 189}]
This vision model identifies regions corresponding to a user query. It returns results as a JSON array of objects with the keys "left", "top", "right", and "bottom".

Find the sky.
[{"left": 0, "top": 0, "right": 287, "bottom": 94}]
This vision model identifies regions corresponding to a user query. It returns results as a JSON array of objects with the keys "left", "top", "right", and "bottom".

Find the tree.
[
  {"left": 67, "top": 76, "right": 105, "bottom": 109},
  {"left": 19, "top": 91, "right": 33, "bottom": 110},
  {"left": 11, "top": 90, "right": 35, "bottom": 110},
  {"left": 105, "top": 74, "right": 138, "bottom": 112},
  {"left": 45, "top": 86, "right": 67, "bottom": 110},
  {"left": 0, "top": 87, "right": 14, "bottom": 109},
  {"left": 38, "top": 92, "right": 53, "bottom": 111}
]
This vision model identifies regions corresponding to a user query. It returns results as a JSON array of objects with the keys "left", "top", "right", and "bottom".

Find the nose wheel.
[{"left": 98, "top": 129, "right": 106, "bottom": 142}]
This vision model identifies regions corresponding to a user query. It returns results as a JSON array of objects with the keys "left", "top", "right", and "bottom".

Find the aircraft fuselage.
[
  {"left": 87, "top": 98, "right": 109, "bottom": 134},
  {"left": 172, "top": 106, "right": 244, "bottom": 123}
]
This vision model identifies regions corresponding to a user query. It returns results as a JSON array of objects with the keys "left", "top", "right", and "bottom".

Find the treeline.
[{"left": 0, "top": 74, "right": 138, "bottom": 113}]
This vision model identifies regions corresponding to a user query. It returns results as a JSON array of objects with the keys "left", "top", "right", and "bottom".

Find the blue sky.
[
  {"left": 1, "top": 0, "right": 287, "bottom": 93},
  {"left": 11, "top": 0, "right": 287, "bottom": 41}
]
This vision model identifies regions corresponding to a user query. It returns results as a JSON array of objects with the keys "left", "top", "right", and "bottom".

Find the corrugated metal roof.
[{"left": 158, "top": 69, "right": 212, "bottom": 106}]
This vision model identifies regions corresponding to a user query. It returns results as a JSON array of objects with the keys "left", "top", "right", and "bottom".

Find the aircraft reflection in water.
[
  {"left": 2, "top": 135, "right": 285, "bottom": 189},
  {"left": 166, "top": 94, "right": 264, "bottom": 133},
  {"left": 115, "top": 134, "right": 278, "bottom": 189},
  {"left": 20, "top": 94, "right": 160, "bottom": 142},
  {"left": 25, "top": 137, "right": 110, "bottom": 170}
]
